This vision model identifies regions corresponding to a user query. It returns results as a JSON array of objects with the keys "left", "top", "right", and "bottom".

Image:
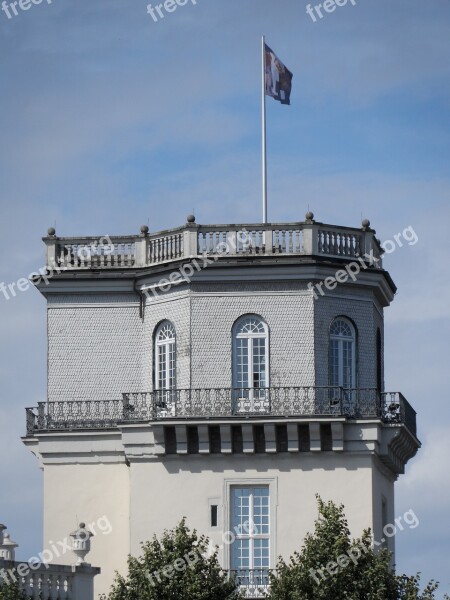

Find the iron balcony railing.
[
  {"left": 25, "top": 387, "right": 417, "bottom": 437},
  {"left": 229, "top": 569, "right": 272, "bottom": 598}
]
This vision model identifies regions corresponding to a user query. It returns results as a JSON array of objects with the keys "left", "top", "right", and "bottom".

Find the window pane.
[
  {"left": 330, "top": 339, "right": 340, "bottom": 386},
  {"left": 158, "top": 345, "right": 166, "bottom": 389},
  {"left": 231, "top": 539, "right": 250, "bottom": 570},
  {"left": 343, "top": 340, "right": 353, "bottom": 388},
  {"left": 231, "top": 487, "right": 270, "bottom": 571},
  {"left": 253, "top": 539, "right": 270, "bottom": 568},
  {"left": 252, "top": 339, "right": 266, "bottom": 388},
  {"left": 237, "top": 339, "right": 249, "bottom": 389}
]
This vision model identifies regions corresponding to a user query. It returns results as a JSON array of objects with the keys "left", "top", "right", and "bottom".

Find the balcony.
[
  {"left": 229, "top": 569, "right": 271, "bottom": 599},
  {"left": 42, "top": 216, "right": 384, "bottom": 272},
  {"left": 25, "top": 387, "right": 417, "bottom": 437}
]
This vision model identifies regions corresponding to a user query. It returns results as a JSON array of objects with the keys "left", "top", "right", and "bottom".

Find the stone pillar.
[
  {"left": 71, "top": 564, "right": 101, "bottom": 600},
  {"left": 183, "top": 215, "right": 198, "bottom": 258},
  {"left": 309, "top": 422, "right": 321, "bottom": 452},
  {"left": 302, "top": 212, "right": 318, "bottom": 256},
  {"left": 43, "top": 228, "right": 59, "bottom": 267},
  {"left": 135, "top": 226, "right": 149, "bottom": 267}
]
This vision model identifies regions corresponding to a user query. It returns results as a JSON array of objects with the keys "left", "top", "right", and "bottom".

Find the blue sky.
[{"left": 0, "top": 0, "right": 449, "bottom": 595}]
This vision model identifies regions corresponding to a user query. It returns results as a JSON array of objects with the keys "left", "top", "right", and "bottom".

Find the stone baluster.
[
  {"left": 30, "top": 572, "right": 40, "bottom": 599},
  {"left": 41, "top": 571, "right": 50, "bottom": 598}
]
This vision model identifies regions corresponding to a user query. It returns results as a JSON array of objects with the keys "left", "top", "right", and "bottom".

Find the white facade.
[{"left": 24, "top": 216, "right": 420, "bottom": 598}]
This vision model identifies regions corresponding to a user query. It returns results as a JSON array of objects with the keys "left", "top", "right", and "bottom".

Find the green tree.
[
  {"left": 106, "top": 519, "right": 241, "bottom": 600},
  {"left": 0, "top": 580, "right": 28, "bottom": 600},
  {"left": 268, "top": 496, "right": 448, "bottom": 600}
]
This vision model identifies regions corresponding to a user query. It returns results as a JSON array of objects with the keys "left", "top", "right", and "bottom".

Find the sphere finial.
[
  {"left": 47, "top": 227, "right": 56, "bottom": 237},
  {"left": 305, "top": 211, "right": 314, "bottom": 222},
  {"left": 140, "top": 225, "right": 149, "bottom": 235},
  {"left": 187, "top": 214, "right": 196, "bottom": 224}
]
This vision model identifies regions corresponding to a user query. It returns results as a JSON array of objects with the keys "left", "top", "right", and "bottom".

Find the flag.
[{"left": 264, "top": 44, "right": 293, "bottom": 105}]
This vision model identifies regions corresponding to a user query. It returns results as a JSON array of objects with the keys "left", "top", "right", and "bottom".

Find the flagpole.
[{"left": 262, "top": 34, "right": 268, "bottom": 224}]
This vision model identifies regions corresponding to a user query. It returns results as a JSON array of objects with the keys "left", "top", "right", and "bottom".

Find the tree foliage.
[
  {"left": 0, "top": 581, "right": 28, "bottom": 600},
  {"left": 106, "top": 519, "right": 241, "bottom": 600},
  {"left": 268, "top": 496, "right": 448, "bottom": 600}
]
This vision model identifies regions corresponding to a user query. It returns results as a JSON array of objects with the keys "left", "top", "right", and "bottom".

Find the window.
[
  {"left": 230, "top": 487, "right": 270, "bottom": 579},
  {"left": 155, "top": 321, "right": 176, "bottom": 391},
  {"left": 233, "top": 316, "right": 269, "bottom": 412},
  {"left": 211, "top": 505, "right": 218, "bottom": 527},
  {"left": 329, "top": 318, "right": 356, "bottom": 389}
]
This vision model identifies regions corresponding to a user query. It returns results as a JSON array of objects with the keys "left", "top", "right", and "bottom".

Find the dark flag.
[{"left": 264, "top": 44, "right": 293, "bottom": 105}]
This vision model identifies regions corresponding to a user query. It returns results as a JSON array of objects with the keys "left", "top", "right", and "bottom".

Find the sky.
[{"left": 0, "top": 0, "right": 449, "bottom": 595}]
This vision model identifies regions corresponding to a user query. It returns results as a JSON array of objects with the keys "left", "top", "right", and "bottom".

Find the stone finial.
[
  {"left": 47, "top": 227, "right": 56, "bottom": 237},
  {"left": 305, "top": 211, "right": 315, "bottom": 223},
  {"left": 140, "top": 225, "right": 149, "bottom": 235},
  {"left": 361, "top": 218, "right": 371, "bottom": 231},
  {"left": 186, "top": 214, "right": 196, "bottom": 224},
  {"left": 0, "top": 531, "right": 18, "bottom": 561},
  {"left": 0, "top": 524, "right": 6, "bottom": 546},
  {"left": 70, "top": 523, "right": 94, "bottom": 565}
]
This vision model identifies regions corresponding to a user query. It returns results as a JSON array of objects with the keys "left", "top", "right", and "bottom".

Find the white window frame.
[
  {"left": 230, "top": 487, "right": 270, "bottom": 573},
  {"left": 155, "top": 321, "right": 176, "bottom": 391},
  {"left": 329, "top": 317, "right": 356, "bottom": 389},
  {"left": 232, "top": 316, "right": 270, "bottom": 412},
  {"left": 223, "top": 478, "right": 277, "bottom": 572}
]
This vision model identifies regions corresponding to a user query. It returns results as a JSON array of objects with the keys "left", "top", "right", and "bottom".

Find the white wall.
[
  {"left": 128, "top": 453, "right": 375, "bottom": 568},
  {"left": 42, "top": 462, "right": 130, "bottom": 598}
]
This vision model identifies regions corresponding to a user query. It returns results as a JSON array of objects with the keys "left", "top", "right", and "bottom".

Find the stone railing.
[
  {"left": 25, "top": 388, "right": 415, "bottom": 437},
  {"left": 0, "top": 560, "right": 100, "bottom": 600},
  {"left": 42, "top": 214, "right": 383, "bottom": 271}
]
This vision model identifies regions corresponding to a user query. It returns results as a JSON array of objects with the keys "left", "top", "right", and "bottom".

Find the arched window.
[
  {"left": 329, "top": 318, "right": 356, "bottom": 389},
  {"left": 155, "top": 321, "right": 176, "bottom": 390},
  {"left": 233, "top": 316, "right": 269, "bottom": 391}
]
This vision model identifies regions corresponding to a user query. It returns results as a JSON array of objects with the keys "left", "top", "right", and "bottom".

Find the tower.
[{"left": 24, "top": 213, "right": 420, "bottom": 598}]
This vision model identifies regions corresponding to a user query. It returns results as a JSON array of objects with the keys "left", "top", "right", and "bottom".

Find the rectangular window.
[
  {"left": 211, "top": 505, "right": 218, "bottom": 528},
  {"left": 230, "top": 487, "right": 270, "bottom": 577}
]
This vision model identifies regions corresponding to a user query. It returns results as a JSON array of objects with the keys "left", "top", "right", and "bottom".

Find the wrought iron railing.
[
  {"left": 25, "top": 388, "right": 416, "bottom": 436},
  {"left": 229, "top": 569, "right": 271, "bottom": 598}
]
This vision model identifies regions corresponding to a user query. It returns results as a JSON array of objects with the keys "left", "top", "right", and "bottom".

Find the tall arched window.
[
  {"left": 155, "top": 321, "right": 176, "bottom": 390},
  {"left": 329, "top": 318, "right": 356, "bottom": 389},
  {"left": 233, "top": 316, "right": 269, "bottom": 392}
]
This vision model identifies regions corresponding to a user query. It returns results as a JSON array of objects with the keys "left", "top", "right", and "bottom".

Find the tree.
[
  {"left": 106, "top": 519, "right": 241, "bottom": 600},
  {"left": 268, "top": 496, "right": 448, "bottom": 600},
  {"left": 0, "top": 581, "right": 28, "bottom": 600}
]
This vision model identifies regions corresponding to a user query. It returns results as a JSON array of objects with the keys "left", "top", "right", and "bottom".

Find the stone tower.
[{"left": 24, "top": 213, "right": 420, "bottom": 598}]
